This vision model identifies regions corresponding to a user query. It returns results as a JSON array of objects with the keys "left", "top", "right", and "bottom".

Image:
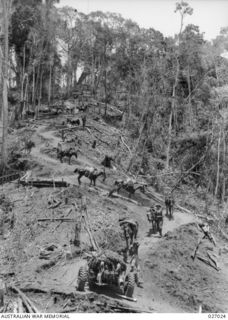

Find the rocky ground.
[{"left": 0, "top": 106, "right": 228, "bottom": 313}]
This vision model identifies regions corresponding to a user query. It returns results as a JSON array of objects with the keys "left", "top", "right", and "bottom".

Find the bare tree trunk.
[
  {"left": 35, "top": 62, "right": 41, "bottom": 119},
  {"left": 67, "top": 45, "right": 70, "bottom": 98},
  {"left": 187, "top": 64, "right": 192, "bottom": 127},
  {"left": 24, "top": 74, "right": 28, "bottom": 113},
  {"left": 166, "top": 60, "right": 180, "bottom": 170},
  {"left": 1, "top": 0, "right": 11, "bottom": 170},
  {"left": 166, "top": 106, "right": 173, "bottom": 169},
  {"left": 20, "top": 45, "right": 26, "bottom": 114},
  {"left": 166, "top": 7, "right": 186, "bottom": 169},
  {"left": 215, "top": 124, "right": 221, "bottom": 197},
  {"left": 32, "top": 64, "right": 35, "bottom": 109},
  {"left": 222, "top": 122, "right": 226, "bottom": 202},
  {"left": 48, "top": 61, "right": 52, "bottom": 107},
  {"left": 38, "top": 69, "right": 43, "bottom": 115},
  {"left": 104, "top": 68, "right": 107, "bottom": 116}
]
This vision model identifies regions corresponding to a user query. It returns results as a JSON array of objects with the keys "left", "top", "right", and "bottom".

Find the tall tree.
[
  {"left": 0, "top": 0, "right": 12, "bottom": 170},
  {"left": 166, "top": 0, "right": 193, "bottom": 169}
]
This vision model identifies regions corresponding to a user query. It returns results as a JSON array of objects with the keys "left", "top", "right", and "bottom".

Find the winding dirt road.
[{"left": 30, "top": 123, "right": 197, "bottom": 313}]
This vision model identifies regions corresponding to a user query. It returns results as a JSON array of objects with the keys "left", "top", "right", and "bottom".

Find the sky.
[{"left": 56, "top": 0, "right": 228, "bottom": 41}]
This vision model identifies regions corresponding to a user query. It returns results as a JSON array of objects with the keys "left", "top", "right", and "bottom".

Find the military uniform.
[{"left": 154, "top": 205, "right": 163, "bottom": 236}]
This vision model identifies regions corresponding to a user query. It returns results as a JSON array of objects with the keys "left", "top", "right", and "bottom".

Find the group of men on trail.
[
  {"left": 147, "top": 204, "right": 164, "bottom": 236},
  {"left": 146, "top": 193, "right": 175, "bottom": 237}
]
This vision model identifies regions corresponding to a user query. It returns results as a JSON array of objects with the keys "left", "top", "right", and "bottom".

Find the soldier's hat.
[{"left": 155, "top": 204, "right": 162, "bottom": 208}]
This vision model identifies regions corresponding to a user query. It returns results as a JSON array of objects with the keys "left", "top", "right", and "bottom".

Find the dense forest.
[{"left": 1, "top": 0, "right": 228, "bottom": 200}]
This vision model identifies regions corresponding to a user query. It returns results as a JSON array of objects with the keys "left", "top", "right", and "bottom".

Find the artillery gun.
[{"left": 77, "top": 250, "right": 135, "bottom": 299}]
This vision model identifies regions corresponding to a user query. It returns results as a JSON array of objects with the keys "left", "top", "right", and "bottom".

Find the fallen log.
[
  {"left": 48, "top": 201, "right": 62, "bottom": 209},
  {"left": 197, "top": 255, "right": 219, "bottom": 271},
  {"left": 38, "top": 218, "right": 75, "bottom": 222},
  {"left": 12, "top": 286, "right": 39, "bottom": 313},
  {"left": 62, "top": 126, "right": 84, "bottom": 132},
  {"left": 52, "top": 207, "right": 73, "bottom": 232},
  {"left": 145, "top": 190, "right": 191, "bottom": 214},
  {"left": 95, "top": 302, "right": 144, "bottom": 313},
  {"left": 8, "top": 286, "right": 35, "bottom": 313},
  {"left": 116, "top": 294, "right": 137, "bottom": 302},
  {"left": 83, "top": 217, "right": 98, "bottom": 251},
  {"left": 108, "top": 192, "right": 139, "bottom": 205},
  {"left": 191, "top": 237, "right": 203, "bottom": 261},
  {"left": 18, "top": 297, "right": 24, "bottom": 313},
  {"left": 86, "top": 125, "right": 103, "bottom": 135},
  {"left": 82, "top": 197, "right": 99, "bottom": 251},
  {"left": 121, "top": 136, "right": 132, "bottom": 155},
  {"left": 85, "top": 127, "right": 109, "bottom": 146},
  {"left": 207, "top": 251, "right": 219, "bottom": 269},
  {"left": 2, "top": 301, "right": 9, "bottom": 313},
  {"left": 19, "top": 179, "right": 69, "bottom": 188}
]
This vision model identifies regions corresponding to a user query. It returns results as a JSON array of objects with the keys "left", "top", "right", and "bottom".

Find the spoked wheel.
[
  {"left": 124, "top": 273, "right": 135, "bottom": 298},
  {"left": 77, "top": 266, "right": 88, "bottom": 291}
]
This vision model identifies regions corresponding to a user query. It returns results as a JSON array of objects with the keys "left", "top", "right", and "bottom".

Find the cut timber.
[
  {"left": 58, "top": 302, "right": 145, "bottom": 313},
  {"left": 85, "top": 127, "right": 109, "bottom": 145},
  {"left": 191, "top": 237, "right": 203, "bottom": 261},
  {"left": 0, "top": 172, "right": 21, "bottom": 185},
  {"left": 145, "top": 190, "right": 191, "bottom": 214},
  {"left": 95, "top": 302, "right": 146, "bottom": 313},
  {"left": 82, "top": 196, "right": 99, "bottom": 251},
  {"left": 38, "top": 218, "right": 75, "bottom": 222},
  {"left": 197, "top": 255, "right": 219, "bottom": 271},
  {"left": 108, "top": 192, "right": 139, "bottom": 205},
  {"left": 9, "top": 285, "right": 39, "bottom": 313},
  {"left": 9, "top": 287, "right": 32, "bottom": 313},
  {"left": 83, "top": 217, "right": 98, "bottom": 251},
  {"left": 116, "top": 294, "right": 137, "bottom": 302},
  {"left": 48, "top": 201, "right": 62, "bottom": 209},
  {"left": 121, "top": 136, "right": 132, "bottom": 155},
  {"left": 207, "top": 251, "right": 219, "bottom": 269},
  {"left": 17, "top": 297, "right": 24, "bottom": 313},
  {"left": 19, "top": 179, "right": 69, "bottom": 188},
  {"left": 62, "top": 126, "right": 84, "bottom": 132}
]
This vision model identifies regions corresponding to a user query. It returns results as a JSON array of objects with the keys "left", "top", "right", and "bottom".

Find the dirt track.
[
  {"left": 28, "top": 121, "right": 196, "bottom": 312},
  {"left": 2, "top": 115, "right": 228, "bottom": 313}
]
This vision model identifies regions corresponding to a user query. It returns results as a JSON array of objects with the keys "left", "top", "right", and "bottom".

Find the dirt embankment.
[{"left": 142, "top": 223, "right": 228, "bottom": 313}]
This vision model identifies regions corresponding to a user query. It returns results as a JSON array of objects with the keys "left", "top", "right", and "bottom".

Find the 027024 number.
[{"left": 208, "top": 314, "right": 226, "bottom": 319}]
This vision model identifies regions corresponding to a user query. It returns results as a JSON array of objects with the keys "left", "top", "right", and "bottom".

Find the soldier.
[
  {"left": 165, "top": 193, "right": 175, "bottom": 219},
  {"left": 199, "top": 223, "right": 216, "bottom": 246},
  {"left": 123, "top": 224, "right": 130, "bottom": 249},
  {"left": 154, "top": 204, "right": 163, "bottom": 237},
  {"left": 97, "top": 261, "right": 105, "bottom": 285},
  {"left": 147, "top": 205, "right": 156, "bottom": 232}
]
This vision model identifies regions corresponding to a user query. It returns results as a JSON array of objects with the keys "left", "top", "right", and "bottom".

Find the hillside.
[{"left": 0, "top": 105, "right": 228, "bottom": 313}]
